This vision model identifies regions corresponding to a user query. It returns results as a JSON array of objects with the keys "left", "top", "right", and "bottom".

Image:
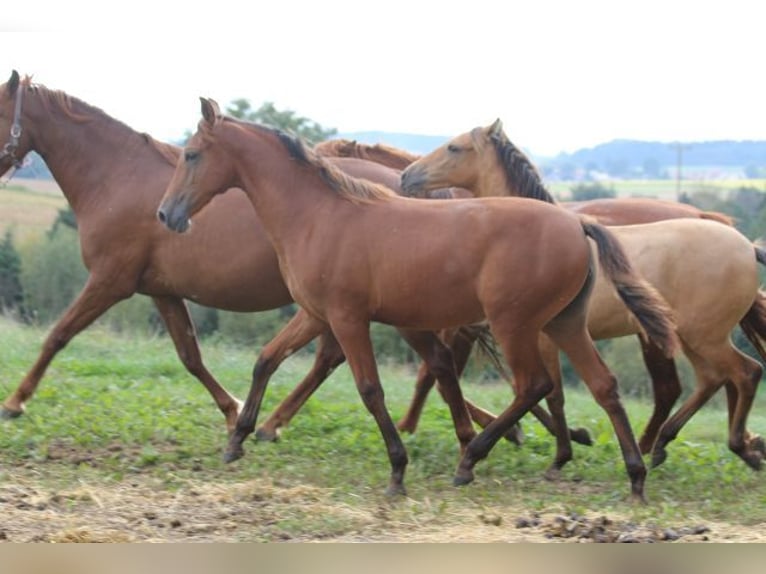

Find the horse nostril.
[{"left": 157, "top": 208, "right": 167, "bottom": 223}]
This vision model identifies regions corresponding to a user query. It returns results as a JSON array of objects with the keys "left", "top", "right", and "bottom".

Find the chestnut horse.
[
  {"left": 0, "top": 71, "right": 494, "bottom": 442},
  {"left": 301, "top": 137, "right": 735, "bottom": 448},
  {"left": 315, "top": 138, "right": 420, "bottom": 170},
  {"left": 158, "top": 98, "right": 678, "bottom": 500},
  {"left": 401, "top": 119, "right": 766, "bottom": 471}
]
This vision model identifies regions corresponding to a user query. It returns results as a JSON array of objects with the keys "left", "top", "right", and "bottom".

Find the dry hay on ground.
[{"left": 1, "top": 471, "right": 763, "bottom": 543}]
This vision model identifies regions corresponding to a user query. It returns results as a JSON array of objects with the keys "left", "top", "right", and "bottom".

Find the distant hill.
[
  {"left": 12, "top": 137, "right": 766, "bottom": 182},
  {"left": 542, "top": 139, "right": 766, "bottom": 180}
]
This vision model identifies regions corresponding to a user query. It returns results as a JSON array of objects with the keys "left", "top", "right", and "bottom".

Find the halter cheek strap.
[{"left": 0, "top": 85, "right": 26, "bottom": 183}]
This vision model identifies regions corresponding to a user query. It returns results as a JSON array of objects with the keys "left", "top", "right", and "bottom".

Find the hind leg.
[
  {"left": 637, "top": 336, "right": 683, "bottom": 455},
  {"left": 455, "top": 328, "right": 555, "bottom": 487},
  {"left": 652, "top": 342, "right": 762, "bottom": 469},
  {"left": 536, "top": 335, "right": 574, "bottom": 480},
  {"left": 397, "top": 330, "right": 476, "bottom": 454},
  {"left": 546, "top": 323, "right": 646, "bottom": 503}
]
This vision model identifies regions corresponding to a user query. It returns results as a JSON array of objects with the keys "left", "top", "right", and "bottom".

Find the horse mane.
[
  {"left": 315, "top": 138, "right": 419, "bottom": 169},
  {"left": 231, "top": 121, "right": 396, "bottom": 204},
  {"left": 143, "top": 135, "right": 181, "bottom": 166},
  {"left": 20, "top": 75, "right": 180, "bottom": 167},
  {"left": 484, "top": 128, "right": 558, "bottom": 204}
]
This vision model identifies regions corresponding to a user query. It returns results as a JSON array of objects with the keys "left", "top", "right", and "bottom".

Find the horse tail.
[
  {"left": 580, "top": 219, "right": 679, "bottom": 358},
  {"left": 738, "top": 245, "right": 766, "bottom": 361},
  {"left": 699, "top": 210, "right": 735, "bottom": 226},
  {"left": 458, "top": 324, "right": 510, "bottom": 379}
]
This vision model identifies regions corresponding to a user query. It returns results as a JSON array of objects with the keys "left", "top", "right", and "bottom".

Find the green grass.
[{"left": 1, "top": 315, "right": 765, "bottom": 539}]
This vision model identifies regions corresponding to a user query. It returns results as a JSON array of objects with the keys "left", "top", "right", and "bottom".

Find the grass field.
[
  {"left": 1, "top": 317, "right": 764, "bottom": 542},
  {"left": 0, "top": 179, "right": 66, "bottom": 243}
]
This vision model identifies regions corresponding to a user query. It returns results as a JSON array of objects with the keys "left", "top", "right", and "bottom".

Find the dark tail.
[
  {"left": 456, "top": 324, "right": 510, "bottom": 380},
  {"left": 738, "top": 245, "right": 766, "bottom": 361},
  {"left": 580, "top": 219, "right": 679, "bottom": 357}
]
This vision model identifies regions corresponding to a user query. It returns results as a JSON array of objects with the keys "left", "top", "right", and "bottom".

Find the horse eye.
[
  {"left": 184, "top": 150, "right": 200, "bottom": 162},
  {"left": 447, "top": 144, "right": 460, "bottom": 153}
]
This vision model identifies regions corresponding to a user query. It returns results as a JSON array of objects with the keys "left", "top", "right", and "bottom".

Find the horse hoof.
[
  {"left": 254, "top": 427, "right": 280, "bottom": 442},
  {"left": 651, "top": 448, "right": 667, "bottom": 468},
  {"left": 223, "top": 446, "right": 244, "bottom": 464},
  {"left": 0, "top": 406, "right": 23, "bottom": 420},
  {"left": 453, "top": 468, "right": 475, "bottom": 487},
  {"left": 385, "top": 483, "right": 407, "bottom": 497},
  {"left": 570, "top": 427, "right": 592, "bottom": 446},
  {"left": 396, "top": 421, "right": 417, "bottom": 434},
  {"left": 504, "top": 423, "right": 525, "bottom": 446},
  {"left": 543, "top": 467, "right": 561, "bottom": 482},
  {"left": 630, "top": 492, "right": 648, "bottom": 506},
  {"left": 744, "top": 451, "right": 763, "bottom": 471},
  {"left": 748, "top": 435, "right": 766, "bottom": 456}
]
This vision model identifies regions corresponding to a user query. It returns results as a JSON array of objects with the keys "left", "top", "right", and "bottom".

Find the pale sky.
[{"left": 3, "top": 0, "right": 764, "bottom": 157}]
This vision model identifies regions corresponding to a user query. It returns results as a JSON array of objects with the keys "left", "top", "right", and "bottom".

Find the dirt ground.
[{"left": 2, "top": 468, "right": 764, "bottom": 543}]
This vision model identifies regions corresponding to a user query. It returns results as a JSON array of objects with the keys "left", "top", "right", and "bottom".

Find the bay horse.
[
  {"left": 0, "top": 70, "right": 494, "bottom": 443},
  {"left": 158, "top": 98, "right": 677, "bottom": 500},
  {"left": 401, "top": 119, "right": 766, "bottom": 472}
]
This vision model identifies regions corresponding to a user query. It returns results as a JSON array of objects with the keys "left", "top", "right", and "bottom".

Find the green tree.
[
  {"left": 0, "top": 229, "right": 25, "bottom": 319},
  {"left": 569, "top": 182, "right": 617, "bottom": 201},
  {"left": 226, "top": 99, "right": 337, "bottom": 145}
]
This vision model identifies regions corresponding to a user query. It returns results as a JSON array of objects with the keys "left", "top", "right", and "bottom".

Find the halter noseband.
[{"left": 0, "top": 83, "right": 26, "bottom": 181}]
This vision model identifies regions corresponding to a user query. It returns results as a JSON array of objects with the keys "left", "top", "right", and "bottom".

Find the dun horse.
[
  {"left": 401, "top": 119, "right": 766, "bottom": 471},
  {"left": 0, "top": 71, "right": 491, "bottom": 442},
  {"left": 158, "top": 98, "right": 677, "bottom": 500}
]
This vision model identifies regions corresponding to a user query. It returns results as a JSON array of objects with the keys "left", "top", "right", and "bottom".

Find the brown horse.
[
  {"left": 158, "top": 98, "right": 678, "bottom": 500},
  {"left": 401, "top": 119, "right": 766, "bottom": 472},
  {"left": 0, "top": 70, "right": 491, "bottom": 443},
  {"left": 295, "top": 137, "right": 734, "bottom": 447},
  {"left": 315, "top": 138, "right": 420, "bottom": 170}
]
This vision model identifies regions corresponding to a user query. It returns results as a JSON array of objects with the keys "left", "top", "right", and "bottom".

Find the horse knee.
[
  {"left": 587, "top": 374, "right": 621, "bottom": 408},
  {"left": 356, "top": 379, "right": 385, "bottom": 409}
]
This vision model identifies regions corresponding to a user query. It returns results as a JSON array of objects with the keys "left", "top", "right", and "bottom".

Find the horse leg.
[
  {"left": 152, "top": 295, "right": 242, "bottom": 433},
  {"left": 224, "top": 308, "right": 326, "bottom": 462},
  {"left": 455, "top": 331, "right": 554, "bottom": 487},
  {"left": 537, "top": 335, "right": 573, "bottom": 480},
  {"left": 636, "top": 336, "right": 683, "bottom": 454},
  {"left": 650, "top": 344, "right": 722, "bottom": 468},
  {"left": 397, "top": 329, "right": 476, "bottom": 454},
  {"left": 396, "top": 360, "right": 436, "bottom": 433},
  {"left": 547, "top": 323, "right": 646, "bottom": 503},
  {"left": 398, "top": 327, "right": 525, "bottom": 444},
  {"left": 255, "top": 328, "right": 346, "bottom": 441},
  {"left": 527, "top": 403, "right": 593, "bottom": 446},
  {"left": 726, "top": 351, "right": 763, "bottom": 469},
  {"left": 398, "top": 328, "right": 466, "bottom": 432},
  {"left": 724, "top": 381, "right": 765, "bottom": 457},
  {"left": 1, "top": 277, "right": 130, "bottom": 419},
  {"left": 655, "top": 343, "right": 763, "bottom": 469},
  {"left": 328, "top": 316, "right": 409, "bottom": 496}
]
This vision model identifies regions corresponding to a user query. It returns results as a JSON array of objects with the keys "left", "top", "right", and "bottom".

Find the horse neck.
[
  {"left": 23, "top": 88, "right": 163, "bottom": 215},
  {"left": 226, "top": 125, "right": 338, "bottom": 244}
]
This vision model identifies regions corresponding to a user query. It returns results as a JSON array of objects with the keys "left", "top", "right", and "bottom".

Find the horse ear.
[
  {"left": 7, "top": 70, "right": 20, "bottom": 95},
  {"left": 199, "top": 97, "right": 221, "bottom": 125},
  {"left": 488, "top": 118, "right": 503, "bottom": 137}
]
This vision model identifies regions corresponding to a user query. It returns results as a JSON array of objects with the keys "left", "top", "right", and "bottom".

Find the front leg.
[
  {"left": 256, "top": 328, "right": 346, "bottom": 441},
  {"left": 330, "top": 315, "right": 408, "bottom": 496},
  {"left": 225, "top": 308, "right": 326, "bottom": 462}
]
